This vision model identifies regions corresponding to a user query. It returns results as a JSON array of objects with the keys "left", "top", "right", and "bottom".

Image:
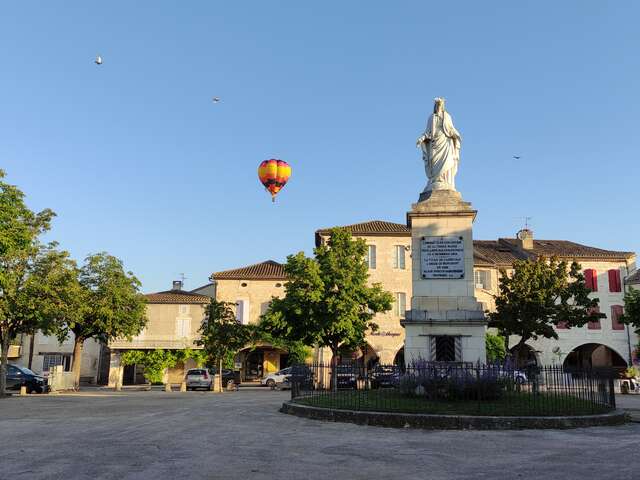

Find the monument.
[{"left": 401, "top": 98, "right": 486, "bottom": 365}]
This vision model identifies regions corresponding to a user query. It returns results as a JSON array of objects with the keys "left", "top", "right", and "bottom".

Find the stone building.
[
  {"left": 11, "top": 333, "right": 103, "bottom": 384},
  {"left": 208, "top": 261, "right": 289, "bottom": 381},
  {"left": 107, "top": 282, "right": 210, "bottom": 387},
  {"left": 213, "top": 220, "right": 637, "bottom": 373}
]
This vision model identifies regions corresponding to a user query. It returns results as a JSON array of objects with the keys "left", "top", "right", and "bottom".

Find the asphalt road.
[{"left": 1, "top": 388, "right": 638, "bottom": 480}]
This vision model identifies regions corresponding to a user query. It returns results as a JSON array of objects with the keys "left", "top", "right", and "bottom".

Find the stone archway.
[
  {"left": 563, "top": 343, "right": 628, "bottom": 371},
  {"left": 509, "top": 344, "right": 540, "bottom": 368}
]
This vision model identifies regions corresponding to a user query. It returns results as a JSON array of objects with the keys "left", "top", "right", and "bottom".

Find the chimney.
[
  {"left": 516, "top": 228, "right": 534, "bottom": 250},
  {"left": 172, "top": 280, "right": 183, "bottom": 291}
]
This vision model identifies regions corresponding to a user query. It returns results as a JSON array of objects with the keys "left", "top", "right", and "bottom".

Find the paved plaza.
[{"left": 1, "top": 388, "right": 639, "bottom": 480}]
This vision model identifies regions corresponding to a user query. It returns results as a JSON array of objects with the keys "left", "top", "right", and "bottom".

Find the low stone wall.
[{"left": 281, "top": 401, "right": 627, "bottom": 430}]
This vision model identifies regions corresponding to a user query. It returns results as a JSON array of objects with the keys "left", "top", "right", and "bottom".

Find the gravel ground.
[{"left": 0, "top": 388, "right": 638, "bottom": 480}]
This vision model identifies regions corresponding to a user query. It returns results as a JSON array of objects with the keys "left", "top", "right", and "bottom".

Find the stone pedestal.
[{"left": 401, "top": 189, "right": 486, "bottom": 365}]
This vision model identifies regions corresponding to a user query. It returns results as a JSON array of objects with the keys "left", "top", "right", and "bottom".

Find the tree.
[
  {"left": 488, "top": 256, "right": 602, "bottom": 366},
  {"left": 0, "top": 170, "right": 58, "bottom": 396},
  {"left": 197, "top": 299, "right": 249, "bottom": 392},
  {"left": 485, "top": 332, "right": 506, "bottom": 363},
  {"left": 52, "top": 253, "right": 147, "bottom": 389},
  {"left": 261, "top": 228, "right": 393, "bottom": 382},
  {"left": 620, "top": 287, "right": 640, "bottom": 335}
]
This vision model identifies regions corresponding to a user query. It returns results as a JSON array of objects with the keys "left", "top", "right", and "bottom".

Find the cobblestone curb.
[{"left": 281, "top": 401, "right": 628, "bottom": 430}]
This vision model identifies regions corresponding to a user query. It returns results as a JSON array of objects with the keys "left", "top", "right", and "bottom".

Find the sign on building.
[{"left": 420, "top": 236, "right": 465, "bottom": 279}]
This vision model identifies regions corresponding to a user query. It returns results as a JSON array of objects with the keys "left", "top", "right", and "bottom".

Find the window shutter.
[
  {"left": 556, "top": 321, "right": 568, "bottom": 329},
  {"left": 429, "top": 336, "right": 437, "bottom": 361},
  {"left": 585, "top": 269, "right": 598, "bottom": 291},
  {"left": 236, "top": 300, "right": 244, "bottom": 323},
  {"left": 608, "top": 269, "right": 621, "bottom": 292},
  {"left": 587, "top": 306, "right": 601, "bottom": 330},
  {"left": 369, "top": 245, "right": 377, "bottom": 269},
  {"left": 611, "top": 305, "right": 624, "bottom": 330},
  {"left": 454, "top": 337, "right": 463, "bottom": 362}
]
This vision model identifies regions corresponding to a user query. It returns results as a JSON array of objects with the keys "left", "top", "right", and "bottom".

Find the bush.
[{"left": 395, "top": 363, "right": 505, "bottom": 401}]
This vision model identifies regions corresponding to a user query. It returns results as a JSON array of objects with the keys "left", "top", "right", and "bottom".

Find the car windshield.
[
  {"left": 17, "top": 366, "right": 37, "bottom": 376},
  {"left": 187, "top": 369, "right": 207, "bottom": 376},
  {"left": 278, "top": 368, "right": 291, "bottom": 375}
]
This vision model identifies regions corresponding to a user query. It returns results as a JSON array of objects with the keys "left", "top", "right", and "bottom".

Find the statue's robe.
[{"left": 421, "top": 111, "right": 461, "bottom": 191}]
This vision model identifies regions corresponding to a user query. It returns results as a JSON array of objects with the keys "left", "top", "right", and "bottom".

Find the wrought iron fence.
[{"left": 288, "top": 362, "right": 616, "bottom": 416}]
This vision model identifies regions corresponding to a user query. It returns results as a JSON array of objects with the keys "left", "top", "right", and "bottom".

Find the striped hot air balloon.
[{"left": 258, "top": 159, "right": 291, "bottom": 202}]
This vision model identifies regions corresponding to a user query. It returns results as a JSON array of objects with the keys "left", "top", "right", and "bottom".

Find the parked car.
[
  {"left": 185, "top": 368, "right": 241, "bottom": 390},
  {"left": 335, "top": 364, "right": 357, "bottom": 389},
  {"left": 370, "top": 365, "right": 400, "bottom": 389},
  {"left": 496, "top": 368, "right": 527, "bottom": 385},
  {"left": 287, "top": 365, "right": 315, "bottom": 390},
  {"left": 4, "top": 364, "right": 48, "bottom": 394},
  {"left": 261, "top": 367, "right": 292, "bottom": 388}
]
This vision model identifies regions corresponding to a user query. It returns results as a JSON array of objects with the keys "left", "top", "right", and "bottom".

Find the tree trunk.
[
  {"left": 330, "top": 347, "right": 338, "bottom": 392},
  {"left": 72, "top": 337, "right": 84, "bottom": 390},
  {"left": 218, "top": 358, "right": 223, "bottom": 393},
  {"left": 514, "top": 338, "right": 528, "bottom": 369},
  {"left": 28, "top": 333, "right": 35, "bottom": 370},
  {"left": 0, "top": 335, "right": 10, "bottom": 398}
]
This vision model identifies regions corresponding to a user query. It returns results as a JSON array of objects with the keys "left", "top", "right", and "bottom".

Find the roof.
[
  {"left": 627, "top": 270, "right": 640, "bottom": 285},
  {"left": 315, "top": 220, "right": 410, "bottom": 245},
  {"left": 145, "top": 290, "right": 211, "bottom": 304},
  {"left": 212, "top": 260, "right": 287, "bottom": 281}
]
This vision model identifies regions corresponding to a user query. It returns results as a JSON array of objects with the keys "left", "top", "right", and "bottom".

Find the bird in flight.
[
  {"left": 212, "top": 97, "right": 221, "bottom": 103},
  {"left": 95, "top": 55, "right": 103, "bottom": 65},
  {"left": 512, "top": 155, "right": 521, "bottom": 159}
]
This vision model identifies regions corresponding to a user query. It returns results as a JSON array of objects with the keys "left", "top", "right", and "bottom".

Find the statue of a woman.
[{"left": 416, "top": 98, "right": 461, "bottom": 193}]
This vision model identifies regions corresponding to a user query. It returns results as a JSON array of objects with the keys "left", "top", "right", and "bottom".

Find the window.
[
  {"left": 179, "top": 305, "right": 189, "bottom": 315},
  {"left": 587, "top": 306, "right": 601, "bottom": 330},
  {"left": 393, "top": 245, "right": 406, "bottom": 269},
  {"left": 236, "top": 299, "right": 250, "bottom": 325},
  {"left": 395, "top": 292, "right": 406, "bottom": 317},
  {"left": 176, "top": 318, "right": 191, "bottom": 338},
  {"left": 584, "top": 269, "right": 598, "bottom": 291},
  {"left": 474, "top": 270, "right": 491, "bottom": 290},
  {"left": 611, "top": 305, "right": 624, "bottom": 331},
  {"left": 42, "top": 353, "right": 71, "bottom": 372},
  {"left": 608, "top": 269, "right": 622, "bottom": 293},
  {"left": 365, "top": 245, "right": 377, "bottom": 269}
]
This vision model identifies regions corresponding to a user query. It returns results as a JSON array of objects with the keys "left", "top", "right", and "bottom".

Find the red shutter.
[
  {"left": 585, "top": 269, "right": 598, "bottom": 291},
  {"left": 611, "top": 305, "right": 624, "bottom": 330},
  {"left": 556, "top": 321, "right": 568, "bottom": 329},
  {"left": 608, "top": 269, "right": 621, "bottom": 292},
  {"left": 588, "top": 306, "right": 601, "bottom": 330}
]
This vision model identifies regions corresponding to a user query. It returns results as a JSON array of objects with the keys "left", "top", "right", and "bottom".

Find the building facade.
[
  {"left": 213, "top": 220, "right": 638, "bottom": 372},
  {"left": 107, "top": 282, "right": 210, "bottom": 387}
]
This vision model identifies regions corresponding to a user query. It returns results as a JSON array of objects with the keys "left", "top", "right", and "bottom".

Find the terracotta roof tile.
[
  {"left": 145, "top": 290, "right": 211, "bottom": 304},
  {"left": 316, "top": 220, "right": 410, "bottom": 237},
  {"left": 500, "top": 238, "right": 634, "bottom": 261},
  {"left": 212, "top": 260, "right": 287, "bottom": 280}
]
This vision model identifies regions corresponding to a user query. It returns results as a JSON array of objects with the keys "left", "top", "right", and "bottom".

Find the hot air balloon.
[{"left": 258, "top": 159, "right": 291, "bottom": 202}]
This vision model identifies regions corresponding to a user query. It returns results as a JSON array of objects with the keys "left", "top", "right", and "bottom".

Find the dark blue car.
[{"left": 5, "top": 364, "right": 48, "bottom": 394}]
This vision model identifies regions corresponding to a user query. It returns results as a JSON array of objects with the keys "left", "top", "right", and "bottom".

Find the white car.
[{"left": 261, "top": 367, "right": 292, "bottom": 388}]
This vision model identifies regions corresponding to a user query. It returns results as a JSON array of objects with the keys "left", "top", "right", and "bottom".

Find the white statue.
[{"left": 416, "top": 97, "right": 461, "bottom": 193}]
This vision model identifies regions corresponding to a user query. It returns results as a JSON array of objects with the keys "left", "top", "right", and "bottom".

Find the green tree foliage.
[
  {"left": 261, "top": 228, "right": 393, "bottom": 364},
  {"left": 52, "top": 253, "right": 147, "bottom": 388},
  {"left": 485, "top": 332, "right": 506, "bottom": 363},
  {"left": 0, "top": 170, "right": 60, "bottom": 396},
  {"left": 489, "top": 257, "right": 601, "bottom": 365},
  {"left": 120, "top": 349, "right": 178, "bottom": 384},
  {"left": 620, "top": 287, "right": 640, "bottom": 335},
  {"left": 197, "top": 299, "right": 250, "bottom": 391}
]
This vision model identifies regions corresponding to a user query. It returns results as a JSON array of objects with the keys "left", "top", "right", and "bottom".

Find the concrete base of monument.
[
  {"left": 402, "top": 309, "right": 487, "bottom": 364},
  {"left": 280, "top": 402, "right": 628, "bottom": 430}
]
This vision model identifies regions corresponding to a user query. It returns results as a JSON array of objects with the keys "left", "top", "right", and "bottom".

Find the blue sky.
[{"left": 1, "top": 1, "right": 638, "bottom": 292}]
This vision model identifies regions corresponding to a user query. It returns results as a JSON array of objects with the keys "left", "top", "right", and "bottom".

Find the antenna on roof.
[
  {"left": 179, "top": 273, "right": 187, "bottom": 283},
  {"left": 514, "top": 216, "right": 533, "bottom": 231}
]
